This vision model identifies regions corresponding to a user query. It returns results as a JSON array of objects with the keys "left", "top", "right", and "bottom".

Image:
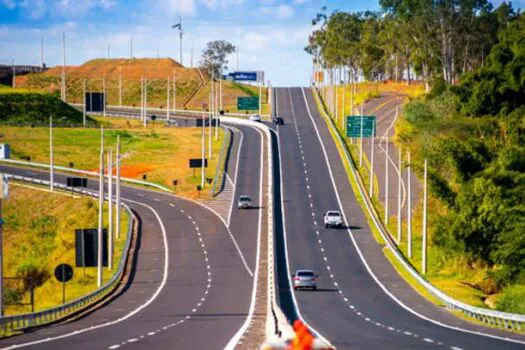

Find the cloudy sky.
[{"left": 0, "top": 0, "right": 521, "bottom": 86}]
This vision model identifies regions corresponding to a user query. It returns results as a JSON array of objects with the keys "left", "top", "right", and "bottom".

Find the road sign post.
[
  {"left": 237, "top": 97, "right": 259, "bottom": 111},
  {"left": 54, "top": 264, "right": 73, "bottom": 304},
  {"left": 346, "top": 116, "right": 376, "bottom": 138}
]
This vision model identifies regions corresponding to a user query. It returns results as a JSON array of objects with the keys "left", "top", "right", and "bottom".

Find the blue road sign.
[
  {"left": 347, "top": 116, "right": 376, "bottom": 138},
  {"left": 231, "top": 71, "right": 258, "bottom": 82}
]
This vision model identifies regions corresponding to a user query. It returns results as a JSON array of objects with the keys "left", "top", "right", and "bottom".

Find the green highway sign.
[
  {"left": 237, "top": 97, "right": 259, "bottom": 111},
  {"left": 346, "top": 116, "right": 376, "bottom": 138}
]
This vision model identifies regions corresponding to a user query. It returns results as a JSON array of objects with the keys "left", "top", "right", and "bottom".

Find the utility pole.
[
  {"left": 369, "top": 122, "right": 375, "bottom": 197},
  {"left": 102, "top": 74, "right": 106, "bottom": 118},
  {"left": 130, "top": 38, "right": 133, "bottom": 58},
  {"left": 407, "top": 151, "right": 412, "bottom": 258},
  {"left": 49, "top": 115, "right": 54, "bottom": 192},
  {"left": 140, "top": 76, "right": 144, "bottom": 121},
  {"left": 41, "top": 36, "right": 44, "bottom": 69},
  {"left": 173, "top": 70, "right": 177, "bottom": 113},
  {"left": 359, "top": 103, "right": 364, "bottom": 168},
  {"left": 166, "top": 76, "right": 170, "bottom": 121},
  {"left": 172, "top": 17, "right": 183, "bottom": 65},
  {"left": 83, "top": 80, "right": 86, "bottom": 126},
  {"left": 107, "top": 43, "right": 110, "bottom": 59},
  {"left": 201, "top": 112, "right": 205, "bottom": 189},
  {"left": 397, "top": 149, "right": 402, "bottom": 243},
  {"left": 237, "top": 45, "right": 240, "bottom": 71},
  {"left": 11, "top": 59, "right": 15, "bottom": 89},
  {"left": 190, "top": 44, "right": 194, "bottom": 67},
  {"left": 341, "top": 70, "right": 345, "bottom": 130},
  {"left": 385, "top": 134, "right": 389, "bottom": 225},
  {"left": 119, "top": 67, "right": 122, "bottom": 107},
  {"left": 116, "top": 136, "right": 121, "bottom": 240},
  {"left": 143, "top": 77, "right": 148, "bottom": 128},
  {"left": 258, "top": 72, "right": 262, "bottom": 117},
  {"left": 108, "top": 149, "right": 113, "bottom": 271},
  {"left": 61, "top": 32, "right": 66, "bottom": 102},
  {"left": 97, "top": 126, "right": 104, "bottom": 288},
  {"left": 0, "top": 180, "right": 4, "bottom": 317},
  {"left": 209, "top": 70, "right": 213, "bottom": 159},
  {"left": 422, "top": 158, "right": 428, "bottom": 274}
]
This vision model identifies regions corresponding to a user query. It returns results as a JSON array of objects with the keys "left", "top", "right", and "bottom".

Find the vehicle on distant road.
[
  {"left": 323, "top": 210, "right": 343, "bottom": 228},
  {"left": 237, "top": 195, "right": 253, "bottom": 209},
  {"left": 249, "top": 114, "right": 262, "bottom": 122},
  {"left": 272, "top": 116, "right": 284, "bottom": 125},
  {"left": 292, "top": 270, "right": 318, "bottom": 291}
]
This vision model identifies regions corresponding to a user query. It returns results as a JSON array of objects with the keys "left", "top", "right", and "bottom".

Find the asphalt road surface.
[
  {"left": 272, "top": 86, "right": 525, "bottom": 350},
  {"left": 0, "top": 121, "right": 262, "bottom": 349}
]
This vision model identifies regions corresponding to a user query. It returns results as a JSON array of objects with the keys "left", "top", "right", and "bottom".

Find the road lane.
[
  {"left": 0, "top": 121, "right": 263, "bottom": 349},
  {"left": 273, "top": 86, "right": 525, "bottom": 350}
]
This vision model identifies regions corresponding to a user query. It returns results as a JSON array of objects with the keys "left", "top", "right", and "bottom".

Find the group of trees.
[
  {"left": 306, "top": 1, "right": 517, "bottom": 90},
  {"left": 400, "top": 12, "right": 525, "bottom": 288}
]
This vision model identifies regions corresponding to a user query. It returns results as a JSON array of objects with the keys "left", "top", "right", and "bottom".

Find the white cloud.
[
  {"left": 2, "top": 0, "right": 16, "bottom": 9},
  {"left": 260, "top": 4, "right": 294, "bottom": 19}
]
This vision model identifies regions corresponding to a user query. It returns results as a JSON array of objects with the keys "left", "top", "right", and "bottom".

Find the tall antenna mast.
[{"left": 171, "top": 17, "right": 183, "bottom": 65}]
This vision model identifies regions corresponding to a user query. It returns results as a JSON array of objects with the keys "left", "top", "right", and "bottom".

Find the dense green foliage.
[
  {"left": 0, "top": 90, "right": 97, "bottom": 126},
  {"left": 400, "top": 13, "right": 525, "bottom": 287},
  {"left": 306, "top": 1, "right": 517, "bottom": 88}
]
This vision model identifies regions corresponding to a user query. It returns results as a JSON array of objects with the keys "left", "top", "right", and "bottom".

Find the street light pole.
[
  {"left": 397, "top": 148, "right": 402, "bottom": 243},
  {"left": 369, "top": 122, "right": 375, "bottom": 197},
  {"left": 97, "top": 126, "right": 104, "bottom": 288},
  {"left": 116, "top": 136, "right": 121, "bottom": 240},
  {"left": 407, "top": 151, "right": 412, "bottom": 258},
  {"left": 166, "top": 76, "right": 170, "bottom": 121},
  {"left": 82, "top": 79, "right": 86, "bottom": 126},
  {"left": 359, "top": 103, "right": 364, "bottom": 168},
  {"left": 422, "top": 158, "right": 428, "bottom": 274},
  {"left": 385, "top": 134, "right": 389, "bottom": 225},
  {"left": 108, "top": 149, "right": 113, "bottom": 271},
  {"left": 49, "top": 115, "right": 54, "bottom": 192}
]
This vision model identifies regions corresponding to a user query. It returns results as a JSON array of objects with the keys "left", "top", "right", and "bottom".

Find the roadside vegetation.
[
  {"left": 0, "top": 85, "right": 96, "bottom": 126},
  {"left": 3, "top": 183, "right": 129, "bottom": 314},
  {"left": 0, "top": 118, "right": 224, "bottom": 199},
  {"left": 306, "top": 1, "right": 525, "bottom": 314}
]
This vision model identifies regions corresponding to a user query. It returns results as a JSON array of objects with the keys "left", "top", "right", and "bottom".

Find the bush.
[{"left": 496, "top": 285, "right": 525, "bottom": 313}]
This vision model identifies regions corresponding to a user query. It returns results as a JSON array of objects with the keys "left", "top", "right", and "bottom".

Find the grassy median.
[{"left": 0, "top": 117, "right": 224, "bottom": 199}]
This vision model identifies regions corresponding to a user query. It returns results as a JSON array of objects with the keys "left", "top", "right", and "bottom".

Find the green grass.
[
  {"left": 0, "top": 88, "right": 96, "bottom": 126},
  {"left": 3, "top": 182, "right": 129, "bottom": 315},
  {"left": 0, "top": 118, "right": 224, "bottom": 199}
]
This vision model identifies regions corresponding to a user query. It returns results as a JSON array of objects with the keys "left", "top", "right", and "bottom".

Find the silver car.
[
  {"left": 249, "top": 114, "right": 262, "bottom": 122},
  {"left": 237, "top": 195, "right": 252, "bottom": 209},
  {"left": 292, "top": 270, "right": 318, "bottom": 291}
]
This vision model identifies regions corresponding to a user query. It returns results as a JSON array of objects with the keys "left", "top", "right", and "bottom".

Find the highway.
[
  {"left": 0, "top": 122, "right": 263, "bottom": 349},
  {"left": 272, "top": 87, "right": 525, "bottom": 349}
]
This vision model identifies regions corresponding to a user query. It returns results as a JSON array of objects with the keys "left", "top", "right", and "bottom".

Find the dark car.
[{"left": 272, "top": 116, "right": 284, "bottom": 125}]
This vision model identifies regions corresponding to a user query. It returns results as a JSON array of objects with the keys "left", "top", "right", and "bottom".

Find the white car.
[
  {"left": 237, "top": 195, "right": 253, "bottom": 209},
  {"left": 324, "top": 210, "right": 343, "bottom": 228},
  {"left": 249, "top": 114, "right": 262, "bottom": 122}
]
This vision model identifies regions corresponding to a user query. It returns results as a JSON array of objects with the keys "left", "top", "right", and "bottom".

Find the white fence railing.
[
  {"left": 313, "top": 88, "right": 525, "bottom": 334},
  {"left": 0, "top": 174, "right": 135, "bottom": 333}
]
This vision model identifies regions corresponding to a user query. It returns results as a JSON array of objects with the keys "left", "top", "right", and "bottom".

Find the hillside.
[
  {"left": 15, "top": 58, "right": 269, "bottom": 113},
  {"left": 15, "top": 58, "right": 202, "bottom": 108},
  {"left": 0, "top": 86, "right": 96, "bottom": 125}
]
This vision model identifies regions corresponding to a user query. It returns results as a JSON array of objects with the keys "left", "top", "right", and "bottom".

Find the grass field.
[
  {"left": 3, "top": 183, "right": 129, "bottom": 315},
  {"left": 0, "top": 118, "right": 224, "bottom": 199}
]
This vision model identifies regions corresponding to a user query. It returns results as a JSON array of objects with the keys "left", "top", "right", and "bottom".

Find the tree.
[{"left": 200, "top": 40, "right": 236, "bottom": 78}]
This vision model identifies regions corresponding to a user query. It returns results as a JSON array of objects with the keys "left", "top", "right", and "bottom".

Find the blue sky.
[{"left": 0, "top": 0, "right": 521, "bottom": 86}]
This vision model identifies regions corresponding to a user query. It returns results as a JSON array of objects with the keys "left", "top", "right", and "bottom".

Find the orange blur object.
[{"left": 289, "top": 320, "right": 314, "bottom": 350}]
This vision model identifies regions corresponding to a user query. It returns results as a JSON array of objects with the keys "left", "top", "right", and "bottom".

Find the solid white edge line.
[
  {"left": 1, "top": 198, "right": 170, "bottom": 350},
  {"left": 274, "top": 88, "right": 332, "bottom": 347},
  {"left": 224, "top": 126, "right": 264, "bottom": 349},
  {"left": 301, "top": 87, "right": 525, "bottom": 346},
  {"left": 227, "top": 127, "right": 244, "bottom": 227}
]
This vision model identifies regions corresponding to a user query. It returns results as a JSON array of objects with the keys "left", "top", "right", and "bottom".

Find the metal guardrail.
[
  {"left": 0, "top": 175, "right": 135, "bottom": 334},
  {"left": 313, "top": 88, "right": 525, "bottom": 334},
  {"left": 0, "top": 159, "right": 172, "bottom": 193},
  {"left": 70, "top": 103, "right": 271, "bottom": 119}
]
